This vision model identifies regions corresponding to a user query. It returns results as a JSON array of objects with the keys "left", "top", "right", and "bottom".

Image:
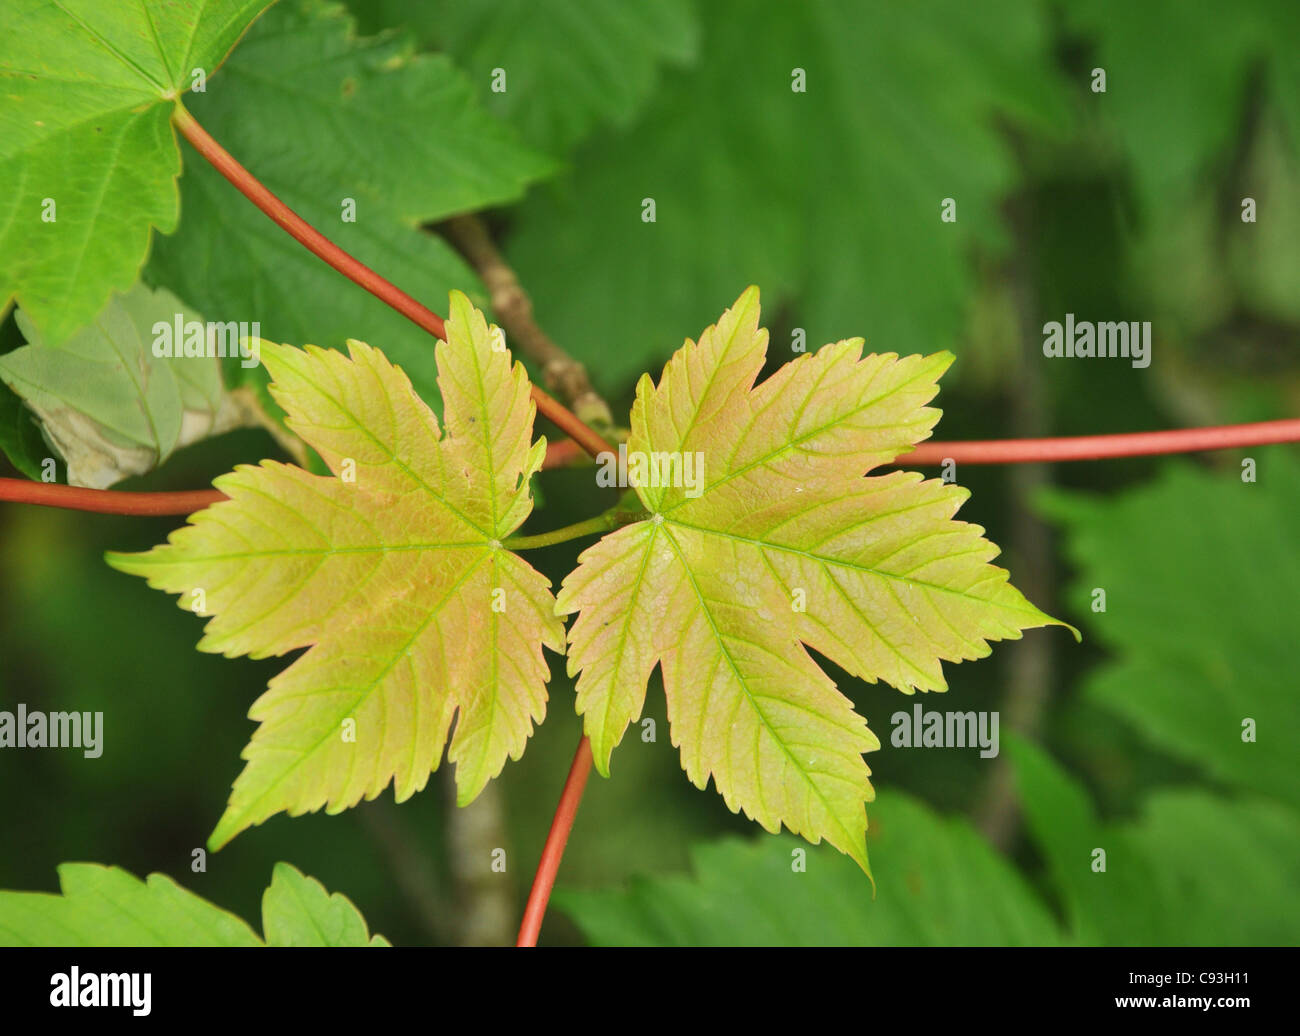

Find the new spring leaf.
[
  {"left": 557, "top": 287, "right": 1072, "bottom": 875},
  {"left": 108, "top": 292, "right": 564, "bottom": 848}
]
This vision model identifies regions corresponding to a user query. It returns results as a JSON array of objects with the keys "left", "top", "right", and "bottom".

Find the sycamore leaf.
[
  {"left": 505, "top": 0, "right": 1070, "bottom": 393},
  {"left": 1010, "top": 737, "right": 1300, "bottom": 946},
  {"left": 262, "top": 862, "right": 389, "bottom": 947},
  {"left": 0, "top": 282, "right": 260, "bottom": 487},
  {"left": 0, "top": 0, "right": 271, "bottom": 343},
  {"left": 1039, "top": 455, "right": 1300, "bottom": 808},
  {"left": 0, "top": 862, "right": 386, "bottom": 946},
  {"left": 107, "top": 291, "right": 564, "bottom": 849},
  {"left": 428, "top": 0, "right": 699, "bottom": 154},
  {"left": 557, "top": 288, "right": 1071, "bottom": 874},
  {"left": 557, "top": 794, "right": 1063, "bottom": 947}
]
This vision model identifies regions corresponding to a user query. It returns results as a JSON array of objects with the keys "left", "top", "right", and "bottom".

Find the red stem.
[
  {"left": 0, "top": 480, "right": 224, "bottom": 516},
  {"left": 542, "top": 437, "right": 586, "bottom": 469},
  {"left": 172, "top": 103, "right": 446, "bottom": 341},
  {"left": 901, "top": 418, "right": 1300, "bottom": 465},
  {"left": 5, "top": 418, "right": 1297, "bottom": 516},
  {"left": 516, "top": 736, "right": 593, "bottom": 946},
  {"left": 170, "top": 103, "right": 613, "bottom": 461}
]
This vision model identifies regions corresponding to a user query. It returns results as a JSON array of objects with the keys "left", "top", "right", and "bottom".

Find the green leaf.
[
  {"left": 0, "top": 282, "right": 258, "bottom": 487},
  {"left": 147, "top": 0, "right": 556, "bottom": 408},
  {"left": 0, "top": 864, "right": 259, "bottom": 946},
  {"left": 1011, "top": 737, "right": 1300, "bottom": 946},
  {"left": 1039, "top": 455, "right": 1300, "bottom": 808},
  {"left": 262, "top": 862, "right": 389, "bottom": 946},
  {"left": 0, "top": 377, "right": 52, "bottom": 480},
  {"left": 505, "top": 0, "right": 1070, "bottom": 393},
  {"left": 557, "top": 793, "right": 1063, "bottom": 946},
  {"left": 1069, "top": 0, "right": 1300, "bottom": 209},
  {"left": 107, "top": 291, "right": 564, "bottom": 849},
  {"left": 557, "top": 289, "right": 1070, "bottom": 874},
  {"left": 428, "top": 0, "right": 699, "bottom": 154},
  {"left": 0, "top": 0, "right": 271, "bottom": 343},
  {"left": 0, "top": 862, "right": 385, "bottom": 946},
  {"left": 1071, "top": 0, "right": 1300, "bottom": 327}
]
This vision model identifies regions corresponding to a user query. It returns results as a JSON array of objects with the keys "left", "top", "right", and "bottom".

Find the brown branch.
[{"left": 443, "top": 215, "right": 614, "bottom": 432}]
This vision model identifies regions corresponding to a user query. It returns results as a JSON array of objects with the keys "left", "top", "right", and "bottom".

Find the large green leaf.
[
  {"left": 0, "top": 0, "right": 271, "bottom": 343},
  {"left": 148, "top": 0, "right": 555, "bottom": 408},
  {"left": 557, "top": 793, "right": 1062, "bottom": 946},
  {"left": 1039, "top": 453, "right": 1300, "bottom": 808},
  {"left": 1071, "top": 0, "right": 1300, "bottom": 328},
  {"left": 1011, "top": 738, "right": 1300, "bottom": 946},
  {"left": 0, "top": 861, "right": 386, "bottom": 946},
  {"left": 428, "top": 0, "right": 698, "bottom": 154},
  {"left": 505, "top": 0, "right": 1069, "bottom": 393},
  {"left": 561, "top": 743, "right": 1300, "bottom": 947},
  {"left": 1069, "top": 0, "right": 1300, "bottom": 209}
]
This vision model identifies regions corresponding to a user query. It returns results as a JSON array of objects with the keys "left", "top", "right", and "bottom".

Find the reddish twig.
[
  {"left": 5, "top": 419, "right": 1298, "bottom": 516},
  {"left": 542, "top": 437, "right": 587, "bottom": 469},
  {"left": 443, "top": 215, "right": 614, "bottom": 432},
  {"left": 516, "top": 736, "right": 593, "bottom": 947},
  {"left": 170, "top": 103, "right": 613, "bottom": 461},
  {"left": 172, "top": 103, "right": 446, "bottom": 341},
  {"left": 901, "top": 419, "right": 1300, "bottom": 465},
  {"left": 0, "top": 480, "right": 224, "bottom": 516}
]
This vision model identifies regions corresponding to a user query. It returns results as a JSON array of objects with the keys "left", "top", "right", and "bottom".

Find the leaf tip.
[
  {"left": 103, "top": 549, "right": 152, "bottom": 577},
  {"left": 931, "top": 349, "right": 957, "bottom": 372},
  {"left": 207, "top": 810, "right": 245, "bottom": 854}
]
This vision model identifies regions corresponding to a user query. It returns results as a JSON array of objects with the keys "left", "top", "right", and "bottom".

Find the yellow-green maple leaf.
[
  {"left": 108, "top": 292, "right": 563, "bottom": 849},
  {"left": 556, "top": 287, "right": 1071, "bottom": 875}
]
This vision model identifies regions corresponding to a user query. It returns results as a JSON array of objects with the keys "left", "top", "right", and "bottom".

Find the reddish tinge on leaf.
[
  {"left": 109, "top": 292, "right": 563, "bottom": 849},
  {"left": 558, "top": 287, "right": 1072, "bottom": 875}
]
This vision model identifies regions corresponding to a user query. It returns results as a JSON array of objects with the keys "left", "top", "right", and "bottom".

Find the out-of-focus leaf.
[
  {"left": 1011, "top": 738, "right": 1300, "bottom": 946},
  {"left": 562, "top": 741, "right": 1300, "bottom": 947},
  {"left": 0, "top": 378, "right": 52, "bottom": 480},
  {"left": 0, "top": 862, "right": 386, "bottom": 946},
  {"left": 1069, "top": 0, "right": 1299, "bottom": 209},
  {"left": 1073, "top": 0, "right": 1300, "bottom": 328},
  {"left": 556, "top": 793, "right": 1062, "bottom": 946},
  {"left": 428, "top": 0, "right": 698, "bottom": 154},
  {"left": 506, "top": 0, "right": 1069, "bottom": 393},
  {"left": 262, "top": 863, "right": 389, "bottom": 946},
  {"left": 1039, "top": 454, "right": 1300, "bottom": 808},
  {"left": 0, "top": 284, "right": 257, "bottom": 487}
]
